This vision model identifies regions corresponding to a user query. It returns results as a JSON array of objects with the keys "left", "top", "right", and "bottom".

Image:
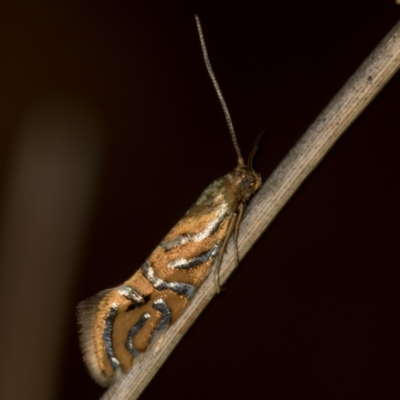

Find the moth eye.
[{"left": 246, "top": 178, "right": 255, "bottom": 187}]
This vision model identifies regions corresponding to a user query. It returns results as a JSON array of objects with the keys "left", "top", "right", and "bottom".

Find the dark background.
[{"left": 0, "top": 1, "right": 399, "bottom": 400}]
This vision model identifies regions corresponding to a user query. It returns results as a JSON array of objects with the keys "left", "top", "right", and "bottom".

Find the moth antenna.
[
  {"left": 247, "top": 130, "right": 265, "bottom": 171},
  {"left": 194, "top": 15, "right": 245, "bottom": 166}
]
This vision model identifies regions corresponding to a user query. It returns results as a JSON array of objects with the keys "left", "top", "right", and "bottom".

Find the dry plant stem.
[{"left": 101, "top": 20, "right": 400, "bottom": 400}]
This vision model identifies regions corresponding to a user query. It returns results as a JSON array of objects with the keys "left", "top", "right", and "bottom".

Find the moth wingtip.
[{"left": 76, "top": 290, "right": 116, "bottom": 387}]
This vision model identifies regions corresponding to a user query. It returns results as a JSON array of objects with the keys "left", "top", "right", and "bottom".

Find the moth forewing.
[
  {"left": 77, "top": 16, "right": 262, "bottom": 387},
  {"left": 77, "top": 165, "right": 261, "bottom": 386}
]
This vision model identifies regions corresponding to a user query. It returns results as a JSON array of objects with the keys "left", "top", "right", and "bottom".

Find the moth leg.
[
  {"left": 214, "top": 212, "right": 238, "bottom": 294},
  {"left": 233, "top": 202, "right": 245, "bottom": 267}
]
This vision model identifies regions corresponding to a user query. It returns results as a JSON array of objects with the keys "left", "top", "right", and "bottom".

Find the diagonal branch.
[{"left": 101, "top": 19, "right": 400, "bottom": 400}]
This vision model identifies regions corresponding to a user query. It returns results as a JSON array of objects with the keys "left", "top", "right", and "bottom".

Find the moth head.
[
  {"left": 243, "top": 169, "right": 262, "bottom": 194},
  {"left": 231, "top": 166, "right": 262, "bottom": 202},
  {"left": 234, "top": 130, "right": 264, "bottom": 200}
]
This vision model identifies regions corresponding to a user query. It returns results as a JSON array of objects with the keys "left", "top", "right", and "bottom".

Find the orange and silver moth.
[
  {"left": 77, "top": 161, "right": 261, "bottom": 386},
  {"left": 77, "top": 14, "right": 263, "bottom": 387}
]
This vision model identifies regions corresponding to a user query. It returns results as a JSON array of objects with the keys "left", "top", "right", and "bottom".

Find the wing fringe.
[{"left": 77, "top": 289, "right": 117, "bottom": 387}]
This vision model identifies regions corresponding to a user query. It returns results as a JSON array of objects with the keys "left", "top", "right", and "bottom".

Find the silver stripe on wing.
[
  {"left": 103, "top": 303, "right": 120, "bottom": 372},
  {"left": 125, "top": 299, "right": 171, "bottom": 358},
  {"left": 141, "top": 261, "right": 196, "bottom": 299},
  {"left": 160, "top": 204, "right": 228, "bottom": 251},
  {"left": 118, "top": 286, "right": 147, "bottom": 306},
  {"left": 125, "top": 312, "right": 151, "bottom": 358},
  {"left": 167, "top": 242, "right": 220, "bottom": 269},
  {"left": 152, "top": 298, "right": 171, "bottom": 336}
]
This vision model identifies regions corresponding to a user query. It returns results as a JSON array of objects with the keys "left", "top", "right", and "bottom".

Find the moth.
[{"left": 77, "top": 15, "right": 262, "bottom": 387}]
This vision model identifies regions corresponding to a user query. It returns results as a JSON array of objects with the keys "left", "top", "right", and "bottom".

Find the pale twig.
[{"left": 101, "top": 19, "right": 400, "bottom": 400}]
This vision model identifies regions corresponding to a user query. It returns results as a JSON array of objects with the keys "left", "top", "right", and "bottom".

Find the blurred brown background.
[{"left": 0, "top": 1, "right": 399, "bottom": 400}]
